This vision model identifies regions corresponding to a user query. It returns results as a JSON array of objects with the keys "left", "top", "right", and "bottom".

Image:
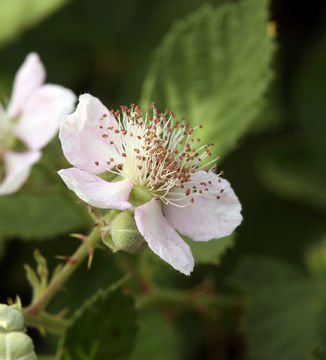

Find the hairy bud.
[
  {"left": 0, "top": 332, "right": 37, "bottom": 360},
  {"left": 102, "top": 210, "right": 146, "bottom": 254},
  {"left": 0, "top": 304, "right": 24, "bottom": 333}
]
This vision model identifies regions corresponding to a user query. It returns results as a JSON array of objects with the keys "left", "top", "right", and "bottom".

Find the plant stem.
[
  {"left": 23, "top": 311, "right": 69, "bottom": 335},
  {"left": 25, "top": 225, "right": 101, "bottom": 315},
  {"left": 138, "top": 287, "right": 243, "bottom": 310}
]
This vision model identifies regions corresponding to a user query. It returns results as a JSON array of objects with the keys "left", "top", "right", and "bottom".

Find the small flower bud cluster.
[{"left": 0, "top": 301, "right": 37, "bottom": 359}]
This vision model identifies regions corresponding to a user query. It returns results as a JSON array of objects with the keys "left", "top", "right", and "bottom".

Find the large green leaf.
[
  {"left": 129, "top": 309, "right": 181, "bottom": 360},
  {"left": 0, "top": 0, "right": 69, "bottom": 48},
  {"left": 57, "top": 279, "right": 138, "bottom": 360},
  {"left": 140, "top": 0, "right": 275, "bottom": 157}
]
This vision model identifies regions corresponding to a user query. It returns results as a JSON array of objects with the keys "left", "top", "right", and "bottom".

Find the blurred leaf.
[
  {"left": 229, "top": 256, "right": 304, "bottom": 292},
  {"left": 293, "top": 32, "right": 326, "bottom": 143},
  {"left": 141, "top": 0, "right": 275, "bottom": 157},
  {"left": 129, "top": 309, "right": 181, "bottom": 360},
  {"left": 305, "top": 236, "right": 326, "bottom": 279},
  {"left": 57, "top": 278, "right": 138, "bottom": 360},
  {"left": 230, "top": 257, "right": 325, "bottom": 360},
  {"left": 0, "top": 234, "right": 6, "bottom": 260},
  {"left": 0, "top": 192, "right": 82, "bottom": 240},
  {"left": 186, "top": 235, "right": 234, "bottom": 265},
  {"left": 257, "top": 137, "right": 326, "bottom": 212},
  {"left": 0, "top": 0, "right": 69, "bottom": 49},
  {"left": 244, "top": 280, "right": 326, "bottom": 360},
  {"left": 256, "top": 30, "right": 326, "bottom": 211}
]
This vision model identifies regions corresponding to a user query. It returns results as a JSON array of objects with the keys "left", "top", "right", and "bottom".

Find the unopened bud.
[
  {"left": 102, "top": 210, "right": 146, "bottom": 254},
  {"left": 0, "top": 332, "right": 37, "bottom": 360},
  {"left": 0, "top": 304, "right": 24, "bottom": 333}
]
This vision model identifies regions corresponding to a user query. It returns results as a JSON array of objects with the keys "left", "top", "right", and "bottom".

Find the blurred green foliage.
[
  {"left": 0, "top": 0, "right": 69, "bottom": 49},
  {"left": 0, "top": 0, "right": 326, "bottom": 359}
]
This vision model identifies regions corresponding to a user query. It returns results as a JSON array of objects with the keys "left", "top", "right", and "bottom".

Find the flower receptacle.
[{"left": 129, "top": 185, "right": 153, "bottom": 208}]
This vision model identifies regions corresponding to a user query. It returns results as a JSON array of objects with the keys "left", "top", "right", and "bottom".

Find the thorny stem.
[
  {"left": 137, "top": 287, "right": 244, "bottom": 317},
  {"left": 24, "top": 225, "right": 101, "bottom": 315},
  {"left": 23, "top": 311, "right": 69, "bottom": 335}
]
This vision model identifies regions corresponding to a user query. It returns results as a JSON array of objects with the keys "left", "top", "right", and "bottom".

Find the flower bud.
[
  {"left": 0, "top": 304, "right": 24, "bottom": 333},
  {"left": 0, "top": 332, "right": 37, "bottom": 360},
  {"left": 102, "top": 210, "right": 146, "bottom": 254}
]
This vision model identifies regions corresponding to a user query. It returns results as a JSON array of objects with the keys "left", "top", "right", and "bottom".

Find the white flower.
[
  {"left": 0, "top": 53, "right": 76, "bottom": 195},
  {"left": 58, "top": 94, "right": 242, "bottom": 275}
]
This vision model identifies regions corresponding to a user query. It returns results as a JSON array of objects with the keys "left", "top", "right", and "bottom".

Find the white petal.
[
  {"left": 164, "top": 171, "right": 242, "bottom": 241},
  {"left": 13, "top": 84, "right": 76, "bottom": 150},
  {"left": 134, "top": 198, "right": 194, "bottom": 275},
  {"left": 7, "top": 53, "right": 45, "bottom": 118},
  {"left": 0, "top": 150, "right": 41, "bottom": 195},
  {"left": 59, "top": 94, "right": 121, "bottom": 174},
  {"left": 58, "top": 167, "right": 133, "bottom": 210}
]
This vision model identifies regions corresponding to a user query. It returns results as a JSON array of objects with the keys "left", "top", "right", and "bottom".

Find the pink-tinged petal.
[
  {"left": 13, "top": 84, "right": 76, "bottom": 150},
  {"left": 164, "top": 171, "right": 242, "bottom": 242},
  {"left": 134, "top": 198, "right": 194, "bottom": 275},
  {"left": 59, "top": 94, "right": 121, "bottom": 174},
  {"left": 58, "top": 167, "right": 132, "bottom": 210},
  {"left": 7, "top": 53, "right": 45, "bottom": 118},
  {"left": 0, "top": 150, "right": 41, "bottom": 195}
]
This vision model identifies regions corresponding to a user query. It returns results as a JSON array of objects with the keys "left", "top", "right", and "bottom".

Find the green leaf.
[
  {"left": 57, "top": 279, "right": 138, "bottom": 360},
  {"left": 256, "top": 137, "right": 326, "bottom": 212},
  {"left": 140, "top": 0, "right": 275, "bottom": 157},
  {"left": 0, "top": 0, "right": 70, "bottom": 48},
  {"left": 0, "top": 192, "right": 83, "bottom": 240},
  {"left": 129, "top": 310, "right": 181, "bottom": 360},
  {"left": 244, "top": 280, "right": 326, "bottom": 360},
  {"left": 231, "top": 257, "right": 326, "bottom": 360},
  {"left": 185, "top": 235, "right": 234, "bottom": 265}
]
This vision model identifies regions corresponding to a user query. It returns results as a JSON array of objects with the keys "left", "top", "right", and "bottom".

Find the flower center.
[{"left": 96, "top": 103, "right": 221, "bottom": 205}]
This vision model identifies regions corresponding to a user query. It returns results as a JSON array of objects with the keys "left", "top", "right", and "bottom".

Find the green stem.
[
  {"left": 23, "top": 311, "right": 69, "bottom": 335},
  {"left": 25, "top": 225, "right": 101, "bottom": 315},
  {"left": 138, "top": 288, "right": 243, "bottom": 310}
]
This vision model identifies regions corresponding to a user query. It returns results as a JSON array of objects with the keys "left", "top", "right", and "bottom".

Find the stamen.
[{"left": 96, "top": 103, "right": 221, "bottom": 206}]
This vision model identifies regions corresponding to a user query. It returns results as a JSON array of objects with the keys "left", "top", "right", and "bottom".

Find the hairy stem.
[
  {"left": 25, "top": 225, "right": 101, "bottom": 315},
  {"left": 23, "top": 311, "right": 70, "bottom": 335}
]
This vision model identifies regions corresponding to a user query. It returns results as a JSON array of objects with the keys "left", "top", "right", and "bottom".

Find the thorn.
[
  {"left": 55, "top": 308, "right": 69, "bottom": 319},
  {"left": 70, "top": 233, "right": 87, "bottom": 243},
  {"left": 88, "top": 248, "right": 94, "bottom": 269},
  {"left": 38, "top": 326, "right": 46, "bottom": 337}
]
